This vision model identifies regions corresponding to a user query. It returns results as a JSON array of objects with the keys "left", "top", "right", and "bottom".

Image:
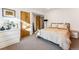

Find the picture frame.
[{"left": 2, "top": 8, "right": 16, "bottom": 17}]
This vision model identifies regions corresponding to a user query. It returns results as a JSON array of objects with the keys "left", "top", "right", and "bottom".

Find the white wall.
[
  {"left": 0, "top": 8, "right": 44, "bottom": 48},
  {"left": 0, "top": 8, "right": 45, "bottom": 35},
  {"left": 45, "top": 8, "right": 79, "bottom": 31},
  {"left": 32, "top": 13, "right": 36, "bottom": 31},
  {"left": 0, "top": 8, "right": 21, "bottom": 43}
]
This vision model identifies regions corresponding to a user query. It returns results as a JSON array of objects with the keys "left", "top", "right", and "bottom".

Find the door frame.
[{"left": 32, "top": 13, "right": 44, "bottom": 33}]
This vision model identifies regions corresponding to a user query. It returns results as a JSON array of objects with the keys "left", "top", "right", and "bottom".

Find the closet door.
[
  {"left": 36, "top": 16, "right": 44, "bottom": 31},
  {"left": 36, "top": 16, "right": 41, "bottom": 31}
]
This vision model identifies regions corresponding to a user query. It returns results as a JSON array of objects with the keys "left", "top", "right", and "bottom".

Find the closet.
[{"left": 36, "top": 15, "right": 44, "bottom": 31}]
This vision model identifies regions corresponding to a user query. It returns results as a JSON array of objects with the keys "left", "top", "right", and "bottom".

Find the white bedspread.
[{"left": 36, "top": 28, "right": 71, "bottom": 50}]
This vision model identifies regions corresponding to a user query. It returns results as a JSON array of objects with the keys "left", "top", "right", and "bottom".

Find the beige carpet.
[{"left": 1, "top": 34, "right": 79, "bottom": 50}]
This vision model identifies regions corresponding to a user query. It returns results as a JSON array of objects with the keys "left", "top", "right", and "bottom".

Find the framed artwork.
[{"left": 2, "top": 8, "right": 16, "bottom": 17}]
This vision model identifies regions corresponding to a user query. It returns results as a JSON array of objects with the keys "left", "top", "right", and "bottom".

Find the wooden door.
[
  {"left": 36, "top": 16, "right": 41, "bottom": 31},
  {"left": 21, "top": 11, "right": 30, "bottom": 38},
  {"left": 40, "top": 18, "right": 43, "bottom": 29}
]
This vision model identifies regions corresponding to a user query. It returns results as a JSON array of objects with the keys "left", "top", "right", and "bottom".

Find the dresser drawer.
[
  {"left": 0, "top": 30, "right": 19, "bottom": 37},
  {"left": 0, "top": 30, "right": 20, "bottom": 42},
  {"left": 0, "top": 34, "right": 19, "bottom": 42}
]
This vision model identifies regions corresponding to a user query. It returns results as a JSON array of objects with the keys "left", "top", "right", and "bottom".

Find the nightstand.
[{"left": 70, "top": 30, "right": 79, "bottom": 39}]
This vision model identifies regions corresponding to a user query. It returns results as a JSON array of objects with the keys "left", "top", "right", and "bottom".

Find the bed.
[{"left": 36, "top": 23, "right": 71, "bottom": 50}]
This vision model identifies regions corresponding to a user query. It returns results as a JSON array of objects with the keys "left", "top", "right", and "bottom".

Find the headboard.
[{"left": 51, "top": 23, "right": 70, "bottom": 31}]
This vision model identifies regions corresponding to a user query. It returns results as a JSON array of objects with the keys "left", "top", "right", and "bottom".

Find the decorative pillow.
[
  {"left": 51, "top": 24, "right": 58, "bottom": 28},
  {"left": 58, "top": 24, "right": 68, "bottom": 29}
]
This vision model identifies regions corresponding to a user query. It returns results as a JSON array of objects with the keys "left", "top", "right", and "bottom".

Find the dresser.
[{"left": 0, "top": 29, "right": 20, "bottom": 49}]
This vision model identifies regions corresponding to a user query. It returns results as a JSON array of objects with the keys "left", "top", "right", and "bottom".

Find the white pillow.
[
  {"left": 58, "top": 24, "right": 67, "bottom": 29},
  {"left": 51, "top": 24, "right": 58, "bottom": 28}
]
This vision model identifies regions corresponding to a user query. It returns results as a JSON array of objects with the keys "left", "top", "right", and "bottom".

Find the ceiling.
[{"left": 31, "top": 8, "right": 53, "bottom": 13}]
